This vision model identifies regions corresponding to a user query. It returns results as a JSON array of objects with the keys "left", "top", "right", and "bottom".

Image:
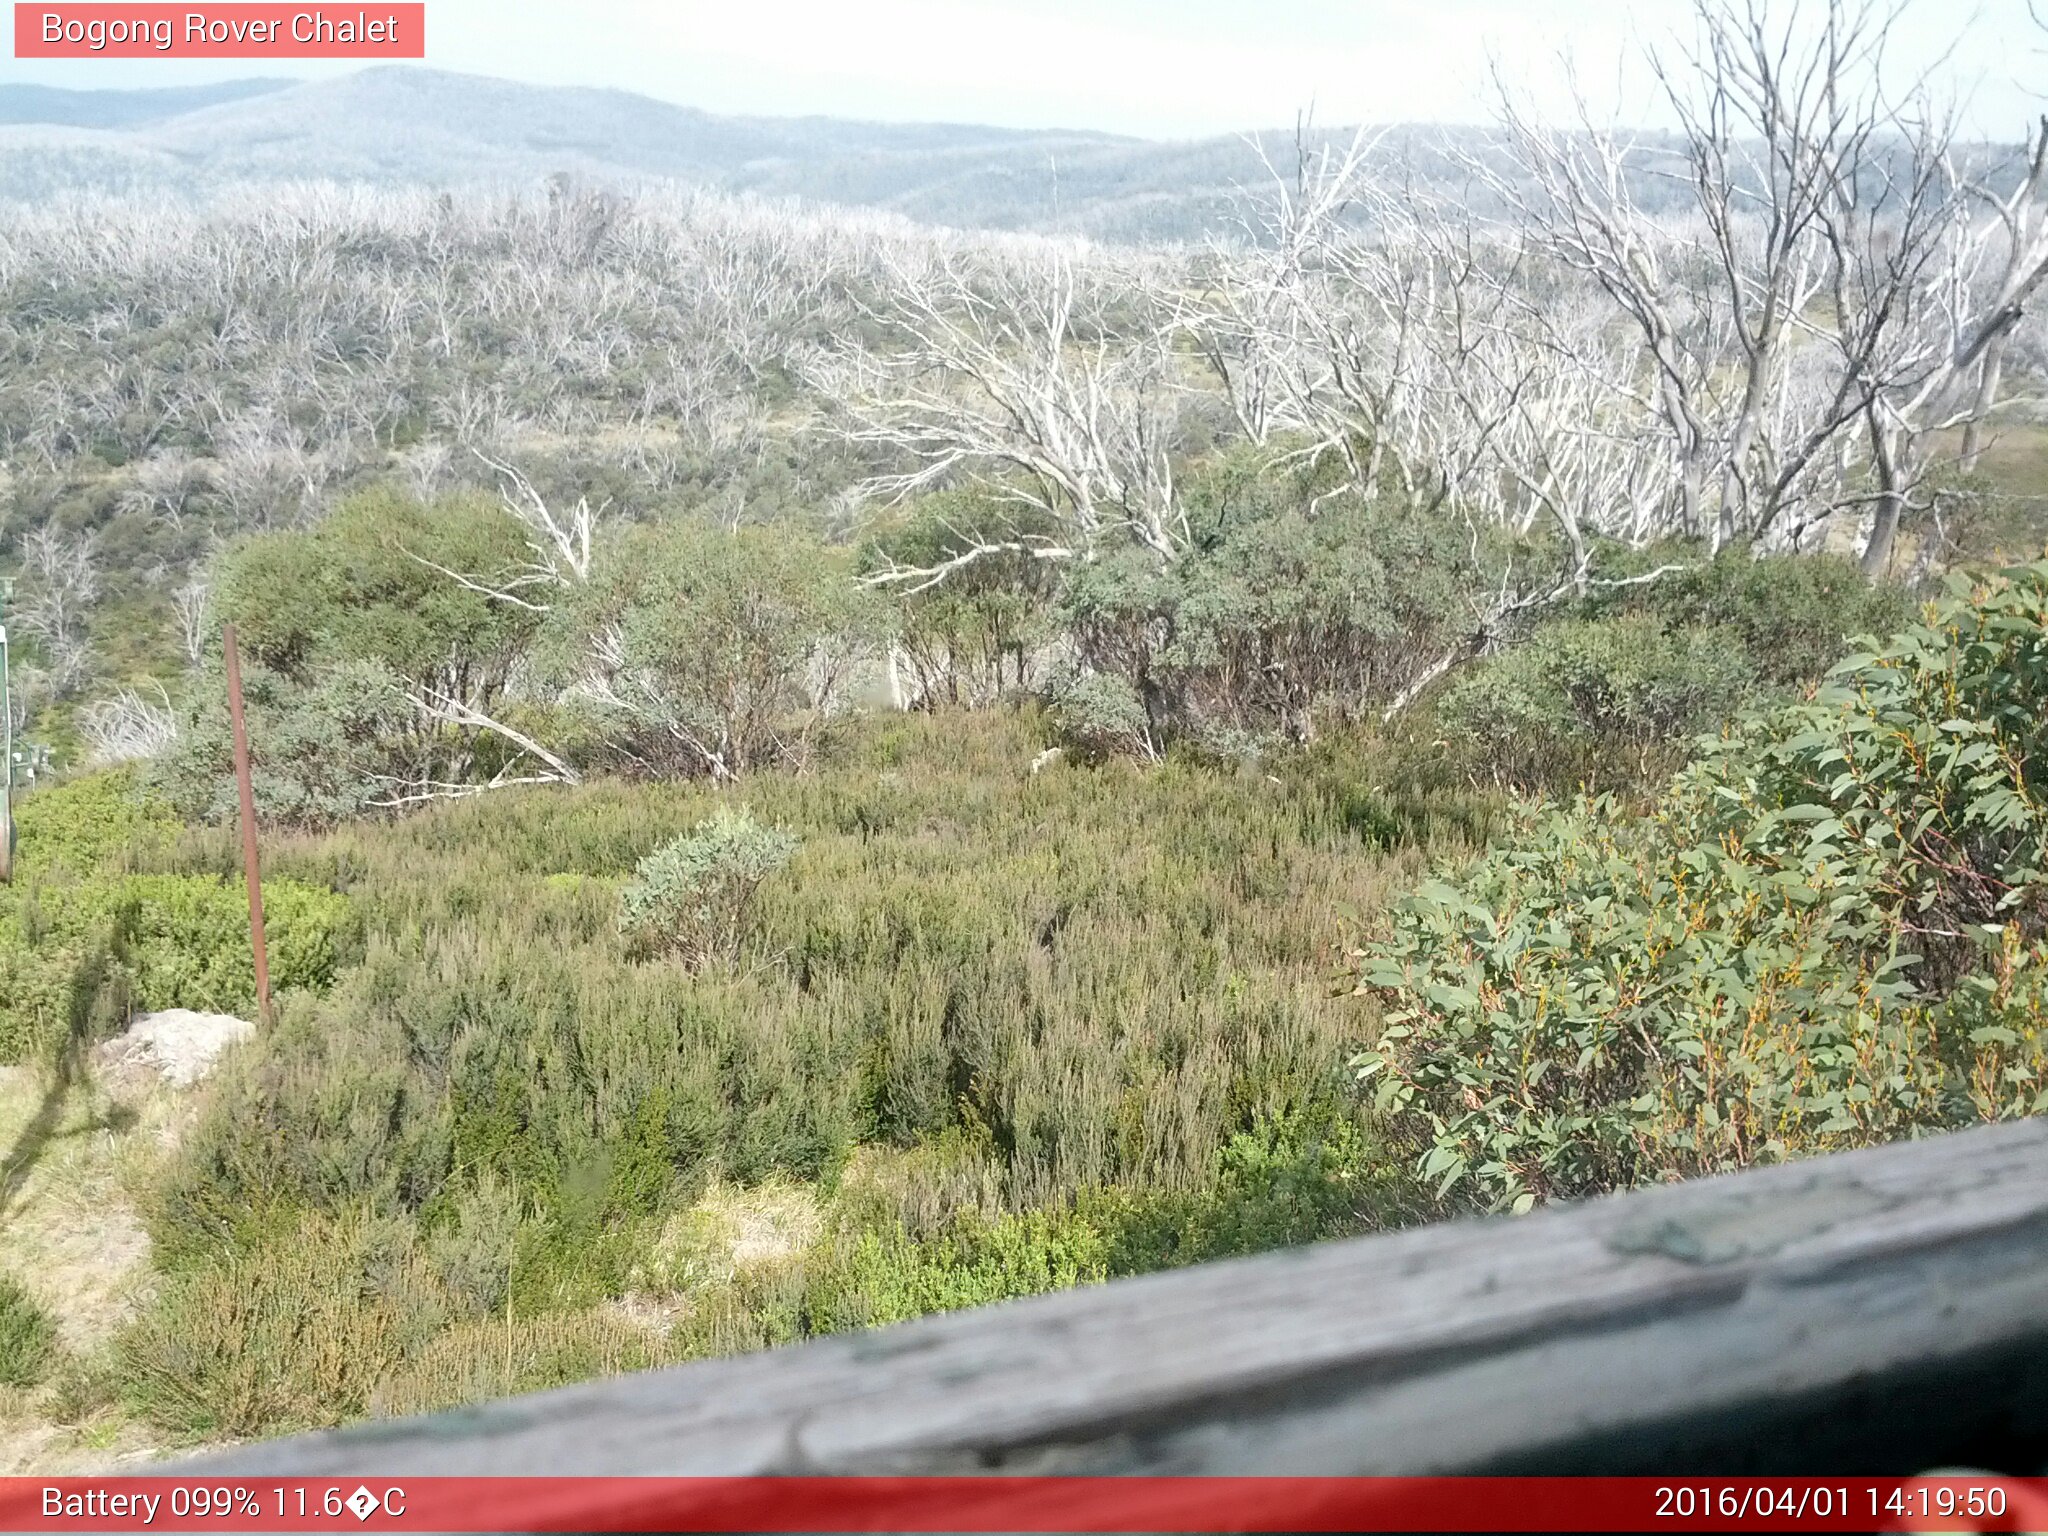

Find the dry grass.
[
  {"left": 0, "top": 1066, "right": 169, "bottom": 1349},
  {"left": 0, "top": 1060, "right": 210, "bottom": 1471},
  {"left": 628, "top": 1176, "right": 826, "bottom": 1301}
]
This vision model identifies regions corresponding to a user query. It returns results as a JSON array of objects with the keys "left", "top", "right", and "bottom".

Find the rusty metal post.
[{"left": 222, "top": 623, "right": 272, "bottom": 1025}]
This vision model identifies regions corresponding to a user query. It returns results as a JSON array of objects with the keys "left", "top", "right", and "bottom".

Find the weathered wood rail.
[{"left": 185, "top": 1119, "right": 2048, "bottom": 1477}]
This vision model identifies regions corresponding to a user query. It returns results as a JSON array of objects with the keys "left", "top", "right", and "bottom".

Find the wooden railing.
[{"left": 182, "top": 1118, "right": 2048, "bottom": 1477}]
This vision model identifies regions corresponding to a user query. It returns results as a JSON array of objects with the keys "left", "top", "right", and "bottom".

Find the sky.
[{"left": 4, "top": 0, "right": 2043, "bottom": 140}]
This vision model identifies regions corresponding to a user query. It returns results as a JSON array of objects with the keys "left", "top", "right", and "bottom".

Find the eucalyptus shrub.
[
  {"left": 859, "top": 493, "right": 1062, "bottom": 707},
  {"left": 1357, "top": 561, "right": 2048, "bottom": 1212},
  {"left": 1044, "top": 669, "right": 1159, "bottom": 763},
  {"left": 1435, "top": 551, "right": 1915, "bottom": 792},
  {"left": 1581, "top": 548, "right": 1915, "bottom": 688},
  {"left": 545, "top": 522, "right": 890, "bottom": 780},
  {"left": 159, "top": 490, "right": 548, "bottom": 827},
  {"left": 154, "top": 656, "right": 418, "bottom": 828},
  {"left": 1054, "top": 451, "right": 1486, "bottom": 753},
  {"left": 1436, "top": 614, "right": 1754, "bottom": 789}
]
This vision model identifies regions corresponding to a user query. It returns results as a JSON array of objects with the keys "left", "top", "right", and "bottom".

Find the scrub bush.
[
  {"left": 1358, "top": 561, "right": 2048, "bottom": 1211},
  {"left": 618, "top": 808, "right": 800, "bottom": 968}
]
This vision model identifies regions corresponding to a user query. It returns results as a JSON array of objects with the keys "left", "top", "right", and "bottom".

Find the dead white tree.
[
  {"left": 172, "top": 576, "right": 212, "bottom": 670},
  {"left": 391, "top": 684, "right": 582, "bottom": 796},
  {"left": 813, "top": 246, "right": 1191, "bottom": 585},
  {"left": 1184, "top": 131, "right": 1693, "bottom": 709},
  {"left": 1956, "top": 122, "right": 2048, "bottom": 472},
  {"left": 473, "top": 449, "right": 603, "bottom": 586},
  {"left": 1487, "top": 0, "right": 2048, "bottom": 570},
  {"left": 79, "top": 682, "right": 179, "bottom": 765},
  {"left": 398, "top": 449, "right": 608, "bottom": 615},
  {"left": 1233, "top": 127, "right": 1463, "bottom": 498},
  {"left": 1191, "top": 123, "right": 1400, "bottom": 451},
  {"left": 207, "top": 408, "right": 339, "bottom": 529},
  {"left": 14, "top": 525, "right": 101, "bottom": 694},
  {"left": 1478, "top": 2, "right": 1885, "bottom": 551},
  {"left": 119, "top": 448, "right": 202, "bottom": 528},
  {"left": 1831, "top": 111, "right": 2048, "bottom": 571}
]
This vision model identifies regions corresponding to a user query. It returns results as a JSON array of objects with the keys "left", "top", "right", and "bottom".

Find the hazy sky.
[{"left": 5, "top": 0, "right": 2042, "bottom": 139}]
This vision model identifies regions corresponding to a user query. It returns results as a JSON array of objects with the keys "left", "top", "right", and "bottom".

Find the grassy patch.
[{"left": 0, "top": 1278, "right": 56, "bottom": 1388}]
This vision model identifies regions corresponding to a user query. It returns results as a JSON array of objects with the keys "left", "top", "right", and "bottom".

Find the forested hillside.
[{"left": 2, "top": 0, "right": 2047, "bottom": 1470}]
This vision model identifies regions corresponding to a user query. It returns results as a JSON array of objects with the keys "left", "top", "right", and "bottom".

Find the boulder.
[{"left": 93, "top": 1010, "right": 254, "bottom": 1089}]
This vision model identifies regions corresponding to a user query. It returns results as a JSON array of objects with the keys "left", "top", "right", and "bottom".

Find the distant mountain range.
[
  {"left": 0, "top": 77, "right": 299, "bottom": 128},
  {"left": 0, "top": 67, "right": 2024, "bottom": 246},
  {"left": 0, "top": 67, "right": 1314, "bottom": 240}
]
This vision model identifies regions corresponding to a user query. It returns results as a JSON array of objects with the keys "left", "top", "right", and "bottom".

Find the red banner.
[
  {"left": 13, "top": 4, "right": 424, "bottom": 58},
  {"left": 4, "top": 1476, "right": 2048, "bottom": 1532}
]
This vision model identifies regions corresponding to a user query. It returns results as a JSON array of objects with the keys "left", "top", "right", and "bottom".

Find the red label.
[
  {"left": 3, "top": 1477, "right": 2048, "bottom": 1533},
  {"left": 14, "top": 4, "right": 424, "bottom": 57}
]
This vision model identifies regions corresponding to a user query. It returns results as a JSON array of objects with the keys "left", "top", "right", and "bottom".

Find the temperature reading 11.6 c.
[{"left": 269, "top": 1486, "right": 410, "bottom": 1520}]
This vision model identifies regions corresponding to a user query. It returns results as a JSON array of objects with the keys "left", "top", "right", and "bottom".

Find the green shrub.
[
  {"left": 1438, "top": 615, "right": 1754, "bottom": 789},
  {"left": 543, "top": 522, "right": 888, "bottom": 779},
  {"left": 794, "top": 1205, "right": 1113, "bottom": 1334},
  {"left": 124, "top": 707, "right": 1468, "bottom": 1438},
  {"left": 153, "top": 656, "right": 418, "bottom": 828},
  {"left": 1057, "top": 458, "right": 1491, "bottom": 746},
  {"left": 423, "top": 1176, "right": 526, "bottom": 1316},
  {"left": 152, "top": 709, "right": 1399, "bottom": 1254},
  {"left": 121, "top": 873, "right": 358, "bottom": 1017},
  {"left": 0, "top": 873, "right": 355, "bottom": 1062},
  {"left": 8, "top": 768, "right": 177, "bottom": 879},
  {"left": 1357, "top": 560, "right": 2048, "bottom": 1212},
  {"left": 218, "top": 490, "right": 539, "bottom": 685},
  {"left": 697, "top": 1102, "right": 1383, "bottom": 1348},
  {"left": 1583, "top": 548, "right": 1914, "bottom": 688},
  {"left": 0, "top": 894, "right": 132, "bottom": 1064},
  {"left": 1436, "top": 552, "right": 1916, "bottom": 793},
  {"left": 0, "top": 1275, "right": 59, "bottom": 1387},
  {"left": 860, "top": 492, "right": 1061, "bottom": 706},
  {"left": 1044, "top": 669, "right": 1159, "bottom": 763},
  {"left": 618, "top": 808, "right": 799, "bottom": 969},
  {"left": 115, "top": 1197, "right": 673, "bottom": 1437},
  {"left": 159, "top": 490, "right": 547, "bottom": 826},
  {"left": 1293, "top": 725, "right": 1507, "bottom": 854},
  {"left": 368, "top": 1309, "right": 664, "bottom": 1421}
]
